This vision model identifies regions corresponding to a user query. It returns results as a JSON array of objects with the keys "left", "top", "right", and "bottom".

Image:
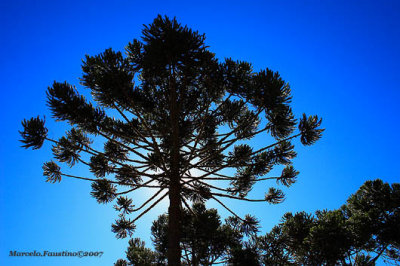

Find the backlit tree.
[
  {"left": 259, "top": 179, "right": 400, "bottom": 265},
  {"left": 20, "top": 15, "right": 323, "bottom": 265}
]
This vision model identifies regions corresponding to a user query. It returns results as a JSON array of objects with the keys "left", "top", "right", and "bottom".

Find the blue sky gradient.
[{"left": 1, "top": 1, "right": 399, "bottom": 265}]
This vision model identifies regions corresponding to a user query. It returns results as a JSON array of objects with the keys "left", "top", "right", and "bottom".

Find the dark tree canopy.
[
  {"left": 259, "top": 179, "right": 400, "bottom": 265},
  {"left": 116, "top": 203, "right": 261, "bottom": 266},
  {"left": 151, "top": 203, "right": 261, "bottom": 265},
  {"left": 20, "top": 15, "right": 323, "bottom": 265}
]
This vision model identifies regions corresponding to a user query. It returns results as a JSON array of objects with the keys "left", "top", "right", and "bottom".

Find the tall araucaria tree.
[{"left": 20, "top": 15, "right": 324, "bottom": 265}]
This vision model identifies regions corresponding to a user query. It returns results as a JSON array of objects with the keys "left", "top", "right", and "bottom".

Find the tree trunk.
[
  {"left": 167, "top": 65, "right": 182, "bottom": 265},
  {"left": 167, "top": 181, "right": 181, "bottom": 265}
]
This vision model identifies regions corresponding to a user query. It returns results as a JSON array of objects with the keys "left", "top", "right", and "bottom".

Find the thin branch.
[
  {"left": 132, "top": 191, "right": 169, "bottom": 223},
  {"left": 60, "top": 172, "right": 165, "bottom": 189},
  {"left": 112, "top": 96, "right": 157, "bottom": 150},
  {"left": 216, "top": 104, "right": 262, "bottom": 145},
  {"left": 131, "top": 188, "right": 166, "bottom": 212},
  {"left": 46, "top": 136, "right": 148, "bottom": 166},
  {"left": 73, "top": 153, "right": 161, "bottom": 181},
  {"left": 97, "top": 130, "right": 150, "bottom": 162},
  {"left": 218, "top": 125, "right": 269, "bottom": 146},
  {"left": 197, "top": 176, "right": 234, "bottom": 181},
  {"left": 116, "top": 179, "right": 164, "bottom": 195},
  {"left": 212, "top": 259, "right": 229, "bottom": 264},
  {"left": 183, "top": 177, "right": 232, "bottom": 193},
  {"left": 76, "top": 157, "right": 91, "bottom": 166},
  {"left": 211, "top": 196, "right": 244, "bottom": 221},
  {"left": 185, "top": 165, "right": 232, "bottom": 179},
  {"left": 61, "top": 173, "right": 98, "bottom": 182},
  {"left": 182, "top": 248, "right": 191, "bottom": 265},
  {"left": 182, "top": 197, "right": 197, "bottom": 217},
  {"left": 212, "top": 192, "right": 267, "bottom": 202},
  {"left": 250, "top": 133, "right": 301, "bottom": 156},
  {"left": 370, "top": 244, "right": 389, "bottom": 264},
  {"left": 256, "top": 176, "right": 280, "bottom": 182}
]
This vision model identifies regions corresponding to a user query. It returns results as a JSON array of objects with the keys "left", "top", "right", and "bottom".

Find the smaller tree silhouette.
[
  {"left": 259, "top": 179, "right": 400, "bottom": 265},
  {"left": 116, "top": 202, "right": 261, "bottom": 265}
]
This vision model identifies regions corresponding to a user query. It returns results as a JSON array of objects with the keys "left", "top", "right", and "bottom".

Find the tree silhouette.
[
  {"left": 259, "top": 179, "right": 400, "bottom": 265},
  {"left": 116, "top": 202, "right": 260, "bottom": 265},
  {"left": 152, "top": 203, "right": 262, "bottom": 265},
  {"left": 20, "top": 15, "right": 323, "bottom": 265}
]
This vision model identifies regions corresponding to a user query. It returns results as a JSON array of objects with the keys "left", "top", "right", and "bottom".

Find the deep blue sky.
[{"left": 1, "top": 1, "right": 399, "bottom": 265}]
